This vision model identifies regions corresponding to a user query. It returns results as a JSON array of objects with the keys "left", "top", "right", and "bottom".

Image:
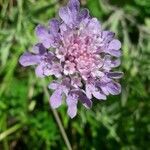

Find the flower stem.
[
  {"left": 52, "top": 109, "right": 72, "bottom": 150},
  {"left": 42, "top": 79, "right": 72, "bottom": 150}
]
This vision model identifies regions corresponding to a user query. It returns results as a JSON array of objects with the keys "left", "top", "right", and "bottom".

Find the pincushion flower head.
[{"left": 19, "top": 0, "right": 123, "bottom": 118}]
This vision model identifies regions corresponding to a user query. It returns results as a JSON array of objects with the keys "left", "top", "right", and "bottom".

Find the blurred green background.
[{"left": 0, "top": 0, "right": 150, "bottom": 149}]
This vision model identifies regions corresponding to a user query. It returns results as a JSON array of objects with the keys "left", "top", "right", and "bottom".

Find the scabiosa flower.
[{"left": 19, "top": 0, "right": 123, "bottom": 118}]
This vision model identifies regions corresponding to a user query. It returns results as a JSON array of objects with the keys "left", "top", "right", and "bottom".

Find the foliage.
[{"left": 0, "top": 0, "right": 150, "bottom": 149}]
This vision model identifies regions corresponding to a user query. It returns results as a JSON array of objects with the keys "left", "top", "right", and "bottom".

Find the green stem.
[
  {"left": 42, "top": 80, "right": 72, "bottom": 150},
  {"left": 52, "top": 109, "right": 72, "bottom": 150},
  {"left": 0, "top": 124, "right": 21, "bottom": 141}
]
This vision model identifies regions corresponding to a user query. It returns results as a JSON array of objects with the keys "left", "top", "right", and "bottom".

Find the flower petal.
[
  {"left": 107, "top": 72, "right": 123, "bottom": 79},
  {"left": 32, "top": 43, "right": 46, "bottom": 55},
  {"left": 100, "top": 86, "right": 109, "bottom": 95},
  {"left": 87, "top": 18, "right": 101, "bottom": 34},
  {"left": 92, "top": 90, "right": 106, "bottom": 100},
  {"left": 78, "top": 8, "right": 90, "bottom": 21},
  {"left": 108, "top": 49, "right": 121, "bottom": 57},
  {"left": 70, "top": 90, "right": 92, "bottom": 108},
  {"left": 59, "top": 7, "right": 73, "bottom": 27},
  {"left": 111, "top": 59, "right": 121, "bottom": 68},
  {"left": 85, "top": 84, "right": 92, "bottom": 99},
  {"left": 48, "top": 82, "right": 59, "bottom": 90},
  {"left": 66, "top": 94, "right": 78, "bottom": 118},
  {"left": 68, "top": 0, "right": 80, "bottom": 12},
  {"left": 71, "top": 76, "right": 82, "bottom": 88},
  {"left": 48, "top": 19, "right": 61, "bottom": 47},
  {"left": 102, "top": 31, "right": 115, "bottom": 43},
  {"left": 108, "top": 39, "right": 121, "bottom": 50},
  {"left": 86, "top": 83, "right": 106, "bottom": 100},
  {"left": 19, "top": 52, "right": 40, "bottom": 67},
  {"left": 43, "top": 66, "right": 52, "bottom": 76},
  {"left": 35, "top": 25, "right": 53, "bottom": 48},
  {"left": 107, "top": 82, "right": 121, "bottom": 95},
  {"left": 59, "top": 0, "right": 80, "bottom": 27},
  {"left": 96, "top": 77, "right": 111, "bottom": 95},
  {"left": 78, "top": 91, "right": 92, "bottom": 108},
  {"left": 49, "top": 18, "right": 60, "bottom": 33},
  {"left": 49, "top": 63, "right": 62, "bottom": 78},
  {"left": 103, "top": 56, "right": 121, "bottom": 70},
  {"left": 67, "top": 106, "right": 78, "bottom": 118},
  {"left": 35, "top": 63, "right": 44, "bottom": 78},
  {"left": 50, "top": 89, "right": 62, "bottom": 108}
]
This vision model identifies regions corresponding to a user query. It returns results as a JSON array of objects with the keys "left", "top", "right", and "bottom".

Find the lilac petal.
[
  {"left": 78, "top": 9, "right": 90, "bottom": 23},
  {"left": 107, "top": 82, "right": 121, "bottom": 95},
  {"left": 35, "top": 63, "right": 44, "bottom": 78},
  {"left": 96, "top": 78, "right": 111, "bottom": 95},
  {"left": 67, "top": 106, "right": 77, "bottom": 118},
  {"left": 66, "top": 94, "right": 78, "bottom": 118},
  {"left": 61, "top": 78, "right": 71, "bottom": 94},
  {"left": 19, "top": 52, "right": 40, "bottom": 67},
  {"left": 111, "top": 59, "right": 121, "bottom": 67},
  {"left": 86, "top": 83, "right": 106, "bottom": 100},
  {"left": 59, "top": 7, "right": 73, "bottom": 27},
  {"left": 71, "top": 76, "right": 82, "bottom": 88},
  {"left": 43, "top": 66, "right": 52, "bottom": 76},
  {"left": 59, "top": 0, "right": 80, "bottom": 27},
  {"left": 47, "top": 52, "right": 55, "bottom": 61},
  {"left": 49, "top": 19, "right": 60, "bottom": 33},
  {"left": 107, "top": 72, "right": 123, "bottom": 79},
  {"left": 88, "top": 18, "right": 101, "bottom": 33},
  {"left": 103, "top": 55, "right": 113, "bottom": 70},
  {"left": 49, "top": 64, "right": 62, "bottom": 78},
  {"left": 79, "top": 17, "right": 90, "bottom": 29},
  {"left": 92, "top": 90, "right": 106, "bottom": 100},
  {"left": 33, "top": 43, "right": 46, "bottom": 55},
  {"left": 108, "top": 39, "right": 121, "bottom": 50},
  {"left": 78, "top": 92, "right": 92, "bottom": 108},
  {"left": 101, "top": 86, "right": 109, "bottom": 95},
  {"left": 103, "top": 56, "right": 121, "bottom": 69},
  {"left": 50, "top": 89, "right": 62, "bottom": 108},
  {"left": 35, "top": 25, "right": 52, "bottom": 48},
  {"left": 71, "top": 90, "right": 92, "bottom": 108},
  {"left": 48, "top": 82, "right": 59, "bottom": 90},
  {"left": 102, "top": 31, "right": 115, "bottom": 38},
  {"left": 68, "top": 0, "right": 80, "bottom": 12},
  {"left": 85, "top": 84, "right": 92, "bottom": 99},
  {"left": 108, "top": 49, "right": 121, "bottom": 57},
  {"left": 60, "top": 23, "right": 68, "bottom": 33},
  {"left": 62, "top": 86, "right": 69, "bottom": 96},
  {"left": 102, "top": 31, "right": 115, "bottom": 44},
  {"left": 61, "top": 79, "right": 70, "bottom": 95},
  {"left": 50, "top": 69, "right": 61, "bottom": 77},
  {"left": 62, "top": 77, "right": 71, "bottom": 87},
  {"left": 48, "top": 19, "right": 61, "bottom": 46},
  {"left": 86, "top": 84, "right": 106, "bottom": 100}
]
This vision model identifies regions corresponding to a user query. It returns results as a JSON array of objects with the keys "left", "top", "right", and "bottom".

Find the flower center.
[{"left": 56, "top": 31, "right": 102, "bottom": 79}]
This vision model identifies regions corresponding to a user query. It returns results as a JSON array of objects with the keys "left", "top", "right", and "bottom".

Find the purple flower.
[{"left": 19, "top": 0, "right": 123, "bottom": 118}]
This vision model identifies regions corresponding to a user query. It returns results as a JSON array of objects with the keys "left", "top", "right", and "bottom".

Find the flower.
[{"left": 19, "top": 0, "right": 123, "bottom": 118}]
